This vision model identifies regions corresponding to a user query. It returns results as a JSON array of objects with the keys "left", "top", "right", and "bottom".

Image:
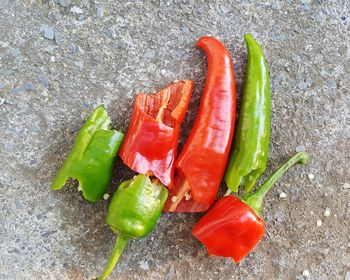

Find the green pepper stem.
[
  {"left": 242, "top": 152, "right": 309, "bottom": 216},
  {"left": 99, "top": 236, "right": 128, "bottom": 280}
]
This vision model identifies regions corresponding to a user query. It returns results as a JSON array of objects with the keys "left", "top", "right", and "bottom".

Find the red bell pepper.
[
  {"left": 192, "top": 152, "right": 309, "bottom": 263},
  {"left": 164, "top": 36, "right": 236, "bottom": 212},
  {"left": 119, "top": 80, "right": 193, "bottom": 188}
]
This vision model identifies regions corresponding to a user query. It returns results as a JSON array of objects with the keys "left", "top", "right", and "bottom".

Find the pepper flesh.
[
  {"left": 192, "top": 195, "right": 264, "bottom": 262},
  {"left": 164, "top": 36, "right": 236, "bottom": 212},
  {"left": 193, "top": 152, "right": 309, "bottom": 263},
  {"left": 99, "top": 174, "right": 168, "bottom": 280},
  {"left": 225, "top": 34, "right": 271, "bottom": 193},
  {"left": 106, "top": 175, "right": 168, "bottom": 238},
  {"left": 119, "top": 80, "right": 193, "bottom": 188},
  {"left": 51, "top": 106, "right": 124, "bottom": 202}
]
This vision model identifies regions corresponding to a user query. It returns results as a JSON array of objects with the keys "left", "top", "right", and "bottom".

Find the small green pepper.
[
  {"left": 225, "top": 34, "right": 271, "bottom": 193},
  {"left": 51, "top": 105, "right": 124, "bottom": 202},
  {"left": 99, "top": 174, "right": 168, "bottom": 280}
]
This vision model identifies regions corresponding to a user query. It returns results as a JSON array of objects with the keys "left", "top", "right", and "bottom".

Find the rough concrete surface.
[{"left": 0, "top": 0, "right": 349, "bottom": 279}]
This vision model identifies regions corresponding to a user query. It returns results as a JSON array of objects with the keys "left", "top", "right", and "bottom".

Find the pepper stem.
[
  {"left": 99, "top": 236, "right": 128, "bottom": 280},
  {"left": 242, "top": 152, "right": 309, "bottom": 216}
]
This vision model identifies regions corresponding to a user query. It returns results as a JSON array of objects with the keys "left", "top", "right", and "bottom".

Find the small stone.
[
  {"left": 10, "top": 47, "right": 21, "bottom": 57},
  {"left": 302, "top": 270, "right": 310, "bottom": 277},
  {"left": 4, "top": 99, "right": 16, "bottom": 105},
  {"left": 54, "top": 32, "right": 64, "bottom": 44},
  {"left": 298, "top": 80, "right": 309, "bottom": 90},
  {"left": 78, "top": 15, "right": 85, "bottom": 22},
  {"left": 15, "top": 199, "right": 23, "bottom": 210},
  {"left": 41, "top": 25, "right": 55, "bottom": 40},
  {"left": 343, "top": 183, "right": 350, "bottom": 189},
  {"left": 271, "top": 2, "right": 278, "bottom": 10},
  {"left": 308, "top": 174, "right": 315, "bottom": 180},
  {"left": 279, "top": 191, "right": 287, "bottom": 198},
  {"left": 37, "top": 75, "right": 49, "bottom": 88},
  {"left": 273, "top": 210, "right": 284, "bottom": 222},
  {"left": 74, "top": 61, "right": 84, "bottom": 69},
  {"left": 58, "top": 0, "right": 67, "bottom": 7},
  {"left": 24, "top": 82, "right": 35, "bottom": 91},
  {"left": 145, "top": 49, "right": 156, "bottom": 59},
  {"left": 68, "top": 43, "right": 78, "bottom": 53},
  {"left": 41, "top": 230, "right": 57, "bottom": 237},
  {"left": 11, "top": 87, "right": 24, "bottom": 94},
  {"left": 326, "top": 80, "right": 337, "bottom": 89},
  {"left": 96, "top": 7, "right": 104, "bottom": 18},
  {"left": 139, "top": 260, "right": 149, "bottom": 270},
  {"left": 299, "top": 4, "right": 310, "bottom": 11},
  {"left": 71, "top": 6, "right": 83, "bottom": 14},
  {"left": 295, "top": 145, "right": 306, "bottom": 152},
  {"left": 181, "top": 26, "right": 189, "bottom": 33},
  {"left": 103, "top": 193, "right": 110, "bottom": 200},
  {"left": 44, "top": 46, "right": 57, "bottom": 54},
  {"left": 272, "top": 32, "right": 285, "bottom": 42},
  {"left": 314, "top": 15, "right": 323, "bottom": 23},
  {"left": 220, "top": 4, "right": 230, "bottom": 14},
  {"left": 301, "top": 0, "right": 312, "bottom": 4},
  {"left": 105, "top": 29, "right": 114, "bottom": 38},
  {"left": 316, "top": 219, "right": 322, "bottom": 227},
  {"left": 0, "top": 41, "right": 9, "bottom": 48},
  {"left": 323, "top": 208, "right": 331, "bottom": 217},
  {"left": 50, "top": 56, "right": 56, "bottom": 62}
]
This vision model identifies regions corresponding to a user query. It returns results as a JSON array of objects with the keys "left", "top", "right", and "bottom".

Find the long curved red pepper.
[
  {"left": 119, "top": 80, "right": 193, "bottom": 187},
  {"left": 164, "top": 37, "right": 236, "bottom": 212}
]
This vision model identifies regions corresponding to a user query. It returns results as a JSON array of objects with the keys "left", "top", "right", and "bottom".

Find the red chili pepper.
[
  {"left": 164, "top": 36, "right": 236, "bottom": 212},
  {"left": 119, "top": 80, "right": 193, "bottom": 187},
  {"left": 192, "top": 195, "right": 264, "bottom": 262},
  {"left": 192, "top": 152, "right": 309, "bottom": 263}
]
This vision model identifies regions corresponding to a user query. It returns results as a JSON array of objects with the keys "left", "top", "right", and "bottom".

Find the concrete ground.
[{"left": 1, "top": 0, "right": 349, "bottom": 279}]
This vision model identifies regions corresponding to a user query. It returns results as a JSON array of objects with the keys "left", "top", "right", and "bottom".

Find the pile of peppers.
[{"left": 51, "top": 34, "right": 309, "bottom": 279}]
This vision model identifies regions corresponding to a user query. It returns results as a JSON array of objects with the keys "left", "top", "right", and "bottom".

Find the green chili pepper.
[
  {"left": 98, "top": 174, "right": 168, "bottom": 280},
  {"left": 225, "top": 34, "right": 271, "bottom": 193},
  {"left": 51, "top": 105, "right": 124, "bottom": 202}
]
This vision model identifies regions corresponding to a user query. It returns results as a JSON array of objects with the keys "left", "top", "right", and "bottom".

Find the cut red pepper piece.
[
  {"left": 192, "top": 195, "right": 264, "bottom": 263},
  {"left": 119, "top": 80, "right": 193, "bottom": 188},
  {"left": 164, "top": 36, "right": 236, "bottom": 212}
]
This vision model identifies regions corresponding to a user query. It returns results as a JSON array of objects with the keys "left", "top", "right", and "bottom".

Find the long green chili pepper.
[
  {"left": 98, "top": 174, "right": 168, "bottom": 280},
  {"left": 225, "top": 34, "right": 271, "bottom": 193},
  {"left": 51, "top": 105, "right": 124, "bottom": 202}
]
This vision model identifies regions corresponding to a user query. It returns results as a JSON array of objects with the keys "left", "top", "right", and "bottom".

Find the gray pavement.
[{"left": 0, "top": 0, "right": 349, "bottom": 279}]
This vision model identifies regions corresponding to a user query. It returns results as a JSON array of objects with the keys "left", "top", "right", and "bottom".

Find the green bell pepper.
[
  {"left": 225, "top": 34, "right": 271, "bottom": 193},
  {"left": 98, "top": 174, "right": 168, "bottom": 280},
  {"left": 51, "top": 105, "right": 124, "bottom": 202}
]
